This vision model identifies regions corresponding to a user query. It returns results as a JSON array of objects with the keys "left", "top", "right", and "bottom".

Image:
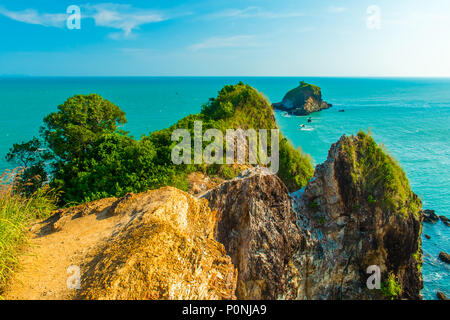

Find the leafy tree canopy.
[
  {"left": 41, "top": 94, "right": 127, "bottom": 162},
  {"left": 7, "top": 84, "right": 314, "bottom": 204}
]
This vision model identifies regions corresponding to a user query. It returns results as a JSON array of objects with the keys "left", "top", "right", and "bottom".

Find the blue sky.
[{"left": 0, "top": 0, "right": 449, "bottom": 76}]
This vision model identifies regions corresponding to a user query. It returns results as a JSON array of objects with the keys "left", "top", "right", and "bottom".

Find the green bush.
[
  {"left": 342, "top": 131, "right": 421, "bottom": 219},
  {"left": 299, "top": 81, "right": 321, "bottom": 97},
  {"left": 380, "top": 273, "right": 402, "bottom": 299}
]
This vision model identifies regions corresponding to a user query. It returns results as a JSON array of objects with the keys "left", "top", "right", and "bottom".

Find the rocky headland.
[
  {"left": 2, "top": 83, "right": 426, "bottom": 300},
  {"left": 3, "top": 133, "right": 424, "bottom": 300},
  {"left": 273, "top": 81, "right": 332, "bottom": 115}
]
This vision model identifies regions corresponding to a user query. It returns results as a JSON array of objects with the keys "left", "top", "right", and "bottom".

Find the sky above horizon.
[{"left": 0, "top": 0, "right": 449, "bottom": 77}]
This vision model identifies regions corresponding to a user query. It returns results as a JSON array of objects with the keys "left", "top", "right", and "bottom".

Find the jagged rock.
[
  {"left": 422, "top": 209, "right": 439, "bottom": 223},
  {"left": 291, "top": 132, "right": 423, "bottom": 299},
  {"left": 425, "top": 234, "right": 431, "bottom": 239},
  {"left": 273, "top": 81, "right": 331, "bottom": 115},
  {"left": 438, "top": 252, "right": 450, "bottom": 264},
  {"left": 202, "top": 167, "right": 303, "bottom": 299},
  {"left": 437, "top": 291, "right": 447, "bottom": 300}
]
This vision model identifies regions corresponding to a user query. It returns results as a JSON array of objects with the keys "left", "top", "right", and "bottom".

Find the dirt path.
[{"left": 3, "top": 200, "right": 122, "bottom": 300}]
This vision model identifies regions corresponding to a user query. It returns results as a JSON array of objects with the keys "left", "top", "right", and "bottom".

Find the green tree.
[
  {"left": 6, "top": 137, "right": 51, "bottom": 196},
  {"left": 41, "top": 94, "right": 127, "bottom": 163},
  {"left": 7, "top": 94, "right": 128, "bottom": 202}
]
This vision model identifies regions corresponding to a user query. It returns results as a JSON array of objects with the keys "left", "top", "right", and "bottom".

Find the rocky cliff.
[
  {"left": 203, "top": 132, "right": 423, "bottom": 300},
  {"left": 290, "top": 132, "right": 423, "bottom": 299},
  {"left": 273, "top": 81, "right": 332, "bottom": 115},
  {"left": 4, "top": 134, "right": 423, "bottom": 300}
]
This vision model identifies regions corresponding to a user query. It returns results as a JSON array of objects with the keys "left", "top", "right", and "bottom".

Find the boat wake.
[{"left": 298, "top": 126, "right": 314, "bottom": 131}]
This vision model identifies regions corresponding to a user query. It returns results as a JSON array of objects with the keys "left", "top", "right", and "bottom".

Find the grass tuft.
[{"left": 0, "top": 168, "right": 57, "bottom": 294}]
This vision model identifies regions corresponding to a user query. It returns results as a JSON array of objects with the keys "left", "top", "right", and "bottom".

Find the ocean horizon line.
[{"left": 1, "top": 75, "right": 450, "bottom": 80}]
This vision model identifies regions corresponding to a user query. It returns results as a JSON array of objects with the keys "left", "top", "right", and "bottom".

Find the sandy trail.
[{"left": 3, "top": 200, "right": 122, "bottom": 300}]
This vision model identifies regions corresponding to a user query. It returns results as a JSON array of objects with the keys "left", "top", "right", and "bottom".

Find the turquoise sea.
[{"left": 0, "top": 77, "right": 448, "bottom": 299}]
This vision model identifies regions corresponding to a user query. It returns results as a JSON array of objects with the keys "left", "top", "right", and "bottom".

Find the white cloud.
[
  {"left": 0, "top": 6, "right": 67, "bottom": 27},
  {"left": 207, "top": 7, "right": 304, "bottom": 19},
  {"left": 84, "top": 3, "right": 165, "bottom": 37},
  {"left": 0, "top": 4, "right": 169, "bottom": 38},
  {"left": 328, "top": 6, "right": 347, "bottom": 14},
  {"left": 189, "top": 35, "right": 258, "bottom": 51}
]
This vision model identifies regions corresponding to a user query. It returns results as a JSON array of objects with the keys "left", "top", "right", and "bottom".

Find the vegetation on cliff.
[
  {"left": 151, "top": 82, "right": 313, "bottom": 192},
  {"left": 380, "top": 273, "right": 403, "bottom": 299},
  {"left": 342, "top": 131, "right": 421, "bottom": 219},
  {"left": 7, "top": 82, "right": 313, "bottom": 204},
  {"left": 284, "top": 81, "right": 321, "bottom": 100}
]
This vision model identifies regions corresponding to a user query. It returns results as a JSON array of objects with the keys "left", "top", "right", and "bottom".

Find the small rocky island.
[{"left": 273, "top": 81, "right": 332, "bottom": 115}]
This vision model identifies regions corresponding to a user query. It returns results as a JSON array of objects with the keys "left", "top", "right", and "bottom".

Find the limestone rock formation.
[
  {"left": 273, "top": 81, "right": 331, "bottom": 115},
  {"left": 439, "top": 215, "right": 450, "bottom": 226},
  {"left": 202, "top": 167, "right": 303, "bottom": 299},
  {"left": 291, "top": 132, "right": 423, "bottom": 299}
]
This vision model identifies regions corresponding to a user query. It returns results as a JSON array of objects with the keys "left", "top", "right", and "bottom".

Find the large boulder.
[{"left": 273, "top": 81, "right": 331, "bottom": 115}]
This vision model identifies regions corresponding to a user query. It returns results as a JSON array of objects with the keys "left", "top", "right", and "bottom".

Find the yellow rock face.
[
  {"left": 77, "top": 187, "right": 237, "bottom": 300},
  {"left": 4, "top": 187, "right": 237, "bottom": 300}
]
